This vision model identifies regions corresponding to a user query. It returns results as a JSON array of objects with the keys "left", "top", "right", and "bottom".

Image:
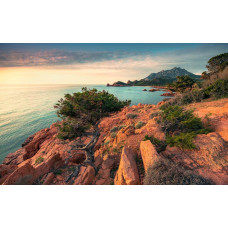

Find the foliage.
[
  {"left": 160, "top": 78, "right": 228, "bottom": 109},
  {"left": 144, "top": 135, "right": 167, "bottom": 152},
  {"left": 158, "top": 105, "right": 211, "bottom": 149},
  {"left": 35, "top": 157, "right": 44, "bottom": 165},
  {"left": 150, "top": 112, "right": 160, "bottom": 119},
  {"left": 53, "top": 169, "right": 63, "bottom": 175},
  {"left": 168, "top": 75, "right": 196, "bottom": 93},
  {"left": 135, "top": 121, "right": 146, "bottom": 129},
  {"left": 206, "top": 53, "right": 228, "bottom": 75},
  {"left": 111, "top": 132, "right": 117, "bottom": 138},
  {"left": 126, "top": 113, "right": 138, "bottom": 119},
  {"left": 204, "top": 79, "right": 228, "bottom": 99},
  {"left": 54, "top": 87, "right": 131, "bottom": 139},
  {"left": 144, "top": 158, "right": 214, "bottom": 185},
  {"left": 110, "top": 125, "right": 126, "bottom": 133}
]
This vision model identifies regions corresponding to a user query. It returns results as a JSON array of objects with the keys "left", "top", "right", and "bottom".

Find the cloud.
[
  {"left": 0, "top": 44, "right": 228, "bottom": 79},
  {"left": 0, "top": 49, "right": 132, "bottom": 67}
]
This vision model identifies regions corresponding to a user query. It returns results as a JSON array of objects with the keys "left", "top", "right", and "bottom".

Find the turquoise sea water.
[{"left": 0, "top": 84, "right": 167, "bottom": 163}]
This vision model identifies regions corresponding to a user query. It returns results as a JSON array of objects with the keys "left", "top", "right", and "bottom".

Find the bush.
[
  {"left": 54, "top": 87, "right": 131, "bottom": 139},
  {"left": 158, "top": 105, "right": 211, "bottom": 149},
  {"left": 111, "top": 132, "right": 117, "bottom": 138},
  {"left": 135, "top": 121, "right": 146, "bottom": 129},
  {"left": 204, "top": 79, "right": 228, "bottom": 99},
  {"left": 144, "top": 158, "right": 214, "bottom": 185},
  {"left": 168, "top": 75, "right": 196, "bottom": 93},
  {"left": 144, "top": 135, "right": 167, "bottom": 152},
  {"left": 161, "top": 89, "right": 207, "bottom": 109},
  {"left": 35, "top": 157, "right": 44, "bottom": 165},
  {"left": 149, "top": 112, "right": 160, "bottom": 119},
  {"left": 166, "top": 133, "right": 196, "bottom": 150},
  {"left": 110, "top": 125, "right": 126, "bottom": 133},
  {"left": 126, "top": 113, "right": 138, "bottom": 119}
]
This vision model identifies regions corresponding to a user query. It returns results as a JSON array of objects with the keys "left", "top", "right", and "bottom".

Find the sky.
[{"left": 0, "top": 43, "right": 228, "bottom": 84}]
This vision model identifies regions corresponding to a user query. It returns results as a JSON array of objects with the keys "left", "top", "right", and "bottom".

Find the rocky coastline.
[{"left": 1, "top": 98, "right": 228, "bottom": 185}]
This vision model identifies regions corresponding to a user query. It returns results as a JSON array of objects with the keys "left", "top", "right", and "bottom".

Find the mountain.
[
  {"left": 144, "top": 67, "right": 200, "bottom": 80},
  {"left": 107, "top": 67, "right": 201, "bottom": 87}
]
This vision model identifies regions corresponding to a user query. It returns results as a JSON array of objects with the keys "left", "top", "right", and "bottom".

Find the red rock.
[
  {"left": 114, "top": 147, "right": 140, "bottom": 185},
  {"left": 161, "top": 132, "right": 228, "bottom": 184},
  {"left": 3, "top": 162, "right": 36, "bottom": 185},
  {"left": 73, "top": 165, "right": 95, "bottom": 185},
  {"left": 140, "top": 140, "right": 160, "bottom": 172},
  {"left": 160, "top": 92, "right": 175, "bottom": 96},
  {"left": 43, "top": 172, "right": 55, "bottom": 185}
]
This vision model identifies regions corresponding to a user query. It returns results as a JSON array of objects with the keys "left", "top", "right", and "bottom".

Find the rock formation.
[{"left": 1, "top": 98, "right": 228, "bottom": 185}]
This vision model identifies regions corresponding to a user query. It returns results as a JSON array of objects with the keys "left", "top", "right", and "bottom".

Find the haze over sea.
[{"left": 0, "top": 84, "right": 167, "bottom": 163}]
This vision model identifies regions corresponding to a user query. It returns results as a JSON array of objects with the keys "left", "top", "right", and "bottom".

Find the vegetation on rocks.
[
  {"left": 144, "top": 158, "right": 214, "bottom": 185},
  {"left": 158, "top": 105, "right": 211, "bottom": 149},
  {"left": 126, "top": 113, "right": 138, "bottom": 119},
  {"left": 54, "top": 87, "right": 131, "bottom": 140},
  {"left": 168, "top": 75, "right": 197, "bottom": 92},
  {"left": 144, "top": 135, "right": 167, "bottom": 152},
  {"left": 35, "top": 157, "right": 44, "bottom": 165},
  {"left": 135, "top": 121, "right": 146, "bottom": 129}
]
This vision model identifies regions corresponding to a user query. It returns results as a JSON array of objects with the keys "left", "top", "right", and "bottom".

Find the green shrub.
[
  {"left": 54, "top": 169, "right": 63, "bottom": 175},
  {"left": 54, "top": 87, "right": 131, "bottom": 139},
  {"left": 110, "top": 125, "right": 126, "bottom": 133},
  {"left": 168, "top": 75, "right": 196, "bottom": 93},
  {"left": 135, "top": 121, "right": 146, "bottom": 129},
  {"left": 149, "top": 112, "right": 159, "bottom": 119},
  {"left": 110, "top": 126, "right": 120, "bottom": 133},
  {"left": 158, "top": 105, "right": 211, "bottom": 150},
  {"left": 104, "top": 140, "right": 110, "bottom": 145},
  {"left": 160, "top": 89, "right": 207, "bottom": 109},
  {"left": 126, "top": 113, "right": 138, "bottom": 119},
  {"left": 111, "top": 132, "right": 117, "bottom": 138},
  {"left": 35, "top": 157, "right": 44, "bottom": 165},
  {"left": 144, "top": 158, "right": 214, "bottom": 185},
  {"left": 144, "top": 135, "right": 167, "bottom": 152},
  {"left": 204, "top": 79, "right": 228, "bottom": 99},
  {"left": 166, "top": 133, "right": 197, "bottom": 150}
]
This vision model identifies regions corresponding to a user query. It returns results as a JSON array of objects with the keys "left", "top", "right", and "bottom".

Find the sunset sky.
[{"left": 0, "top": 43, "right": 228, "bottom": 84}]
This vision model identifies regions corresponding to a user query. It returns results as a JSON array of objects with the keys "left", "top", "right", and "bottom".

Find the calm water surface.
[{"left": 0, "top": 84, "right": 167, "bottom": 162}]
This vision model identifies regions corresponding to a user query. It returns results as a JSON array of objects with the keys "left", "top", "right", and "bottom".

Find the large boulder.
[
  {"left": 140, "top": 140, "right": 160, "bottom": 172},
  {"left": 114, "top": 147, "right": 140, "bottom": 185}
]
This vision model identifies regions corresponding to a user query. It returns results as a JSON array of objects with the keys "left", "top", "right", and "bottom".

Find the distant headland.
[{"left": 107, "top": 67, "right": 200, "bottom": 87}]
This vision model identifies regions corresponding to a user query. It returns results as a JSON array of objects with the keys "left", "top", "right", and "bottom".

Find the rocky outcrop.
[
  {"left": 114, "top": 147, "right": 140, "bottom": 185},
  {"left": 160, "top": 92, "right": 175, "bottom": 96},
  {"left": 140, "top": 140, "right": 159, "bottom": 172},
  {"left": 73, "top": 165, "right": 95, "bottom": 185},
  {"left": 1, "top": 98, "right": 228, "bottom": 185},
  {"left": 161, "top": 133, "right": 228, "bottom": 184}
]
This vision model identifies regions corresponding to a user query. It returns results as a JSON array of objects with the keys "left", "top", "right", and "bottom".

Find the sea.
[{"left": 0, "top": 84, "right": 168, "bottom": 163}]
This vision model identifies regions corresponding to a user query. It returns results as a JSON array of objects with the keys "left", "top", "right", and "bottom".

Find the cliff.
[{"left": 1, "top": 98, "right": 228, "bottom": 185}]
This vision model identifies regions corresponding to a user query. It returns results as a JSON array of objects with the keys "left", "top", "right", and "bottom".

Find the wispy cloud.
[{"left": 0, "top": 44, "right": 228, "bottom": 78}]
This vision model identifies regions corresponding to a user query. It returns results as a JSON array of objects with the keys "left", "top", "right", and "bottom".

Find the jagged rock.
[
  {"left": 3, "top": 148, "right": 27, "bottom": 165},
  {"left": 42, "top": 172, "right": 55, "bottom": 185},
  {"left": 140, "top": 140, "right": 160, "bottom": 172},
  {"left": 73, "top": 165, "right": 95, "bottom": 185},
  {"left": 93, "top": 154, "right": 119, "bottom": 185},
  {"left": 114, "top": 147, "right": 140, "bottom": 185},
  {"left": 3, "top": 162, "right": 36, "bottom": 185}
]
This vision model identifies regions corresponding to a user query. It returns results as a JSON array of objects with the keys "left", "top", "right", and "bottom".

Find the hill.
[
  {"left": 144, "top": 67, "right": 200, "bottom": 80},
  {"left": 107, "top": 67, "right": 200, "bottom": 87}
]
